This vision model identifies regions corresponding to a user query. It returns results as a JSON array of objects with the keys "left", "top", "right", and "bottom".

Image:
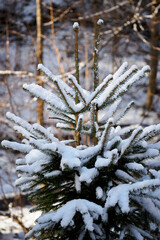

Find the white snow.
[
  {"left": 120, "top": 127, "right": 143, "bottom": 156},
  {"left": 14, "top": 126, "right": 32, "bottom": 139},
  {"left": 56, "top": 122, "right": 72, "bottom": 129},
  {"left": 126, "top": 148, "right": 159, "bottom": 161},
  {"left": 25, "top": 149, "right": 51, "bottom": 165},
  {"left": 32, "top": 123, "right": 58, "bottom": 142},
  {"left": 15, "top": 176, "right": 36, "bottom": 186},
  {"left": 75, "top": 173, "right": 81, "bottom": 192},
  {"left": 96, "top": 186, "right": 103, "bottom": 199},
  {"left": 35, "top": 199, "right": 103, "bottom": 232},
  {"left": 95, "top": 157, "right": 112, "bottom": 168},
  {"left": 97, "top": 65, "right": 138, "bottom": 107},
  {"left": 73, "top": 22, "right": 79, "bottom": 29},
  {"left": 97, "top": 19, "right": 104, "bottom": 25},
  {"left": 16, "top": 158, "right": 26, "bottom": 165},
  {"left": 105, "top": 179, "right": 160, "bottom": 213},
  {"left": 89, "top": 74, "right": 113, "bottom": 104},
  {"left": 125, "top": 162, "right": 144, "bottom": 171},
  {"left": 129, "top": 226, "right": 144, "bottom": 240},
  {"left": 23, "top": 83, "right": 67, "bottom": 112},
  {"left": 115, "top": 169, "right": 135, "bottom": 182},
  {"left": 79, "top": 167, "right": 99, "bottom": 184},
  {"left": 0, "top": 206, "right": 41, "bottom": 240},
  {"left": 37, "top": 63, "right": 75, "bottom": 96},
  {"left": 61, "top": 150, "right": 81, "bottom": 169},
  {"left": 69, "top": 75, "right": 88, "bottom": 104},
  {"left": 6, "top": 112, "right": 33, "bottom": 133},
  {"left": 139, "top": 197, "right": 160, "bottom": 224},
  {"left": 113, "top": 62, "right": 128, "bottom": 79},
  {"left": 149, "top": 169, "right": 160, "bottom": 179},
  {"left": 44, "top": 170, "right": 62, "bottom": 178},
  {"left": 99, "top": 99, "right": 121, "bottom": 123},
  {"left": 1, "top": 140, "right": 33, "bottom": 153}
]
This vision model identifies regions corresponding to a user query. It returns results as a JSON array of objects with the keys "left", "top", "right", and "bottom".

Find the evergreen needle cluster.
[{"left": 2, "top": 20, "right": 160, "bottom": 240}]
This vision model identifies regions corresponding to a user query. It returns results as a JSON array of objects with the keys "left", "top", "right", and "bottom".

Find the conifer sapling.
[{"left": 2, "top": 20, "right": 160, "bottom": 240}]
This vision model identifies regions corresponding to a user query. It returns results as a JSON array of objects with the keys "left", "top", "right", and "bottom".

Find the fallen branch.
[{"left": 0, "top": 70, "right": 35, "bottom": 78}]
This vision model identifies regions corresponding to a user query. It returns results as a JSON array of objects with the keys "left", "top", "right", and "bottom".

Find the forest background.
[{"left": 0, "top": 0, "right": 159, "bottom": 239}]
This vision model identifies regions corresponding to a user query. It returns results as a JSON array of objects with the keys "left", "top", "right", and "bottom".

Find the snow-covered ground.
[
  {"left": 0, "top": 150, "right": 17, "bottom": 195},
  {"left": 0, "top": 205, "right": 41, "bottom": 240},
  {"left": 0, "top": 149, "right": 40, "bottom": 239}
]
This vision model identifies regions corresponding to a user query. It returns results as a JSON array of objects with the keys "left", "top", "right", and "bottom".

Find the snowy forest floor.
[
  {"left": 0, "top": 205, "right": 40, "bottom": 240},
  {"left": 0, "top": 148, "right": 41, "bottom": 239}
]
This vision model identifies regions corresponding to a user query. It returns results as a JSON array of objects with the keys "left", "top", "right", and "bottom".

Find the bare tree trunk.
[
  {"left": 50, "top": 4, "right": 65, "bottom": 81},
  {"left": 5, "top": 18, "right": 15, "bottom": 114},
  {"left": 36, "top": 0, "right": 44, "bottom": 125},
  {"left": 112, "top": 0, "right": 118, "bottom": 73},
  {"left": 146, "top": 0, "right": 159, "bottom": 110}
]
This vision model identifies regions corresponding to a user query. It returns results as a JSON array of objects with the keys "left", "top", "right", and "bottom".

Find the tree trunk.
[
  {"left": 112, "top": 0, "right": 118, "bottom": 73},
  {"left": 36, "top": 0, "right": 44, "bottom": 125},
  {"left": 146, "top": 0, "right": 159, "bottom": 110}
]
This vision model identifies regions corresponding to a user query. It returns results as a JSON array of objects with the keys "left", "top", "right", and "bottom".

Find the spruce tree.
[{"left": 2, "top": 20, "right": 160, "bottom": 240}]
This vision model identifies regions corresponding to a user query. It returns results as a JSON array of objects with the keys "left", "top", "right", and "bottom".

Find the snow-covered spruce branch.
[
  {"left": 68, "top": 75, "right": 87, "bottom": 104},
  {"left": 38, "top": 63, "right": 75, "bottom": 97},
  {"left": 104, "top": 179, "right": 160, "bottom": 214},
  {"left": 23, "top": 83, "right": 69, "bottom": 113},
  {"left": 25, "top": 199, "right": 104, "bottom": 240}
]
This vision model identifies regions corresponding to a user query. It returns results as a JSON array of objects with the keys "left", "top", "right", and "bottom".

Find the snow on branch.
[
  {"left": 114, "top": 101, "right": 134, "bottom": 123},
  {"left": 32, "top": 123, "right": 59, "bottom": 142},
  {"left": 6, "top": 112, "right": 34, "bottom": 134},
  {"left": 1, "top": 140, "right": 33, "bottom": 153},
  {"left": 88, "top": 74, "right": 113, "bottom": 104},
  {"left": 100, "top": 118, "right": 113, "bottom": 151},
  {"left": 23, "top": 83, "right": 67, "bottom": 112},
  {"left": 69, "top": 75, "right": 87, "bottom": 104},
  {"left": 120, "top": 127, "right": 143, "bottom": 157},
  {"left": 99, "top": 99, "right": 121, "bottom": 125},
  {"left": 128, "top": 225, "right": 153, "bottom": 240},
  {"left": 48, "top": 107, "right": 75, "bottom": 125},
  {"left": 112, "top": 65, "right": 150, "bottom": 101},
  {"left": 56, "top": 122, "right": 75, "bottom": 131},
  {"left": 38, "top": 64, "right": 74, "bottom": 96},
  {"left": 95, "top": 149, "right": 118, "bottom": 168},
  {"left": 105, "top": 179, "right": 160, "bottom": 213},
  {"left": 113, "top": 61, "right": 128, "bottom": 79},
  {"left": 97, "top": 65, "right": 138, "bottom": 109},
  {"left": 76, "top": 114, "right": 83, "bottom": 132},
  {"left": 14, "top": 126, "right": 33, "bottom": 139},
  {"left": 54, "top": 78, "right": 82, "bottom": 113},
  {"left": 26, "top": 199, "right": 103, "bottom": 239},
  {"left": 139, "top": 123, "right": 160, "bottom": 141},
  {"left": 126, "top": 148, "right": 159, "bottom": 161}
]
